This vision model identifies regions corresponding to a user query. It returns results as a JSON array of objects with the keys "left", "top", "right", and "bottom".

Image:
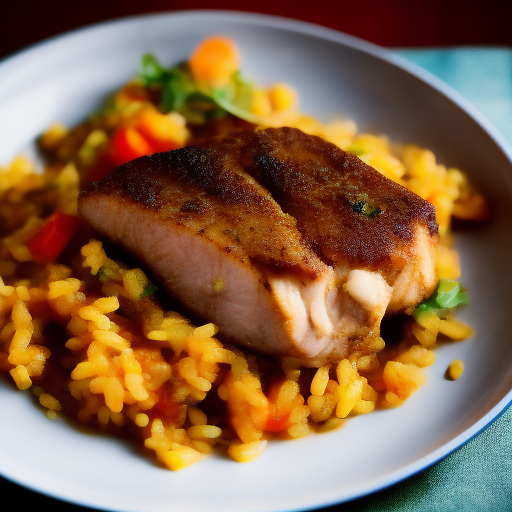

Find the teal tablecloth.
[{"left": 328, "top": 47, "right": 512, "bottom": 512}]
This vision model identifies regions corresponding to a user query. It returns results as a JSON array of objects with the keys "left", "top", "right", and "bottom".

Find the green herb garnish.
[
  {"left": 139, "top": 282, "right": 158, "bottom": 299},
  {"left": 351, "top": 200, "right": 382, "bottom": 218},
  {"left": 138, "top": 54, "right": 258, "bottom": 124},
  {"left": 414, "top": 279, "right": 469, "bottom": 317}
]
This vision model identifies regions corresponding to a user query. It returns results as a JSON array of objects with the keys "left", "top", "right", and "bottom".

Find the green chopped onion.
[{"left": 139, "top": 282, "right": 158, "bottom": 299}]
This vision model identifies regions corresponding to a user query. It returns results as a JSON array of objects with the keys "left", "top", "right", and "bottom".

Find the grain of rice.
[
  {"left": 104, "top": 376, "right": 125, "bottom": 413},
  {"left": 39, "top": 393, "right": 61, "bottom": 411},
  {"left": 110, "top": 410, "right": 126, "bottom": 426},
  {"left": 32, "top": 386, "right": 44, "bottom": 397},
  {"left": 411, "top": 321, "right": 438, "bottom": 347},
  {"left": 187, "top": 425, "right": 222, "bottom": 439},
  {"left": 335, "top": 378, "right": 364, "bottom": 418},
  {"left": 11, "top": 299, "right": 32, "bottom": 329},
  {"left": 65, "top": 337, "right": 89, "bottom": 351},
  {"left": 46, "top": 410, "right": 59, "bottom": 420},
  {"left": 191, "top": 440, "right": 214, "bottom": 454},
  {"left": 287, "top": 421, "right": 309, "bottom": 438},
  {"left": 188, "top": 406, "right": 207, "bottom": 426},
  {"left": 125, "top": 373, "right": 149, "bottom": 401},
  {"left": 336, "top": 359, "right": 356, "bottom": 387},
  {"left": 310, "top": 366, "right": 329, "bottom": 396},
  {"left": 123, "top": 269, "right": 149, "bottom": 300},
  {"left": 47, "top": 278, "right": 81, "bottom": 299},
  {"left": 228, "top": 439, "right": 267, "bottom": 463},
  {"left": 384, "top": 391, "right": 404, "bottom": 407},
  {"left": 193, "top": 323, "right": 218, "bottom": 338},
  {"left": 135, "top": 413, "right": 149, "bottom": 427},
  {"left": 351, "top": 399, "right": 375, "bottom": 415},
  {"left": 10, "top": 364, "right": 32, "bottom": 390},
  {"left": 79, "top": 306, "right": 111, "bottom": 331},
  {"left": 147, "top": 330, "right": 168, "bottom": 341},
  {"left": 8, "top": 346, "right": 40, "bottom": 365},
  {"left": 93, "top": 296, "right": 119, "bottom": 313},
  {"left": 9, "top": 328, "right": 32, "bottom": 351},
  {"left": 448, "top": 359, "right": 464, "bottom": 380},
  {"left": 71, "top": 360, "right": 103, "bottom": 380},
  {"left": 0, "top": 277, "right": 14, "bottom": 297},
  {"left": 438, "top": 316, "right": 473, "bottom": 340},
  {"left": 97, "top": 405, "right": 110, "bottom": 425},
  {"left": 120, "top": 349, "right": 141, "bottom": 374},
  {"left": 157, "top": 445, "right": 206, "bottom": 471},
  {"left": 316, "top": 417, "right": 345, "bottom": 433},
  {"left": 93, "top": 330, "right": 130, "bottom": 351}
]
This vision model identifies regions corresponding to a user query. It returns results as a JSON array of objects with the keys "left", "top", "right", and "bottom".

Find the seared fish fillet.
[{"left": 78, "top": 127, "right": 438, "bottom": 366}]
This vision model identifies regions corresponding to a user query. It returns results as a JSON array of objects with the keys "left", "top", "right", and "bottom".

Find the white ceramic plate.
[{"left": 0, "top": 10, "right": 511, "bottom": 512}]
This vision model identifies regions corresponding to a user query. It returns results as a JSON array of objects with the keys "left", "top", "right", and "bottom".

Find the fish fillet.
[{"left": 78, "top": 127, "right": 439, "bottom": 366}]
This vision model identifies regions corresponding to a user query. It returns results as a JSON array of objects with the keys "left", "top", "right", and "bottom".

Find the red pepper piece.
[
  {"left": 264, "top": 409, "right": 292, "bottom": 432},
  {"left": 109, "top": 126, "right": 155, "bottom": 167},
  {"left": 27, "top": 212, "right": 84, "bottom": 264}
]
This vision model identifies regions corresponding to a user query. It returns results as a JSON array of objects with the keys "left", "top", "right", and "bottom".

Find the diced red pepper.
[
  {"left": 154, "top": 387, "right": 186, "bottom": 423},
  {"left": 109, "top": 126, "right": 155, "bottom": 167},
  {"left": 83, "top": 112, "right": 181, "bottom": 184},
  {"left": 27, "top": 212, "right": 84, "bottom": 264},
  {"left": 264, "top": 409, "right": 292, "bottom": 432}
]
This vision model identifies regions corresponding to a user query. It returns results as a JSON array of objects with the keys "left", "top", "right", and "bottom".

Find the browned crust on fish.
[
  {"left": 80, "top": 143, "right": 327, "bottom": 280},
  {"left": 196, "top": 127, "right": 439, "bottom": 273}
]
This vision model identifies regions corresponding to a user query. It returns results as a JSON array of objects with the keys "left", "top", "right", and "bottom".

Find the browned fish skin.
[
  {"left": 198, "top": 127, "right": 438, "bottom": 273},
  {"left": 78, "top": 127, "right": 439, "bottom": 366},
  {"left": 84, "top": 145, "right": 324, "bottom": 278}
]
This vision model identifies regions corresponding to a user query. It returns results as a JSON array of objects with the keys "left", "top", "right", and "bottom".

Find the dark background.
[
  {"left": 1, "top": 1, "right": 511, "bottom": 511},
  {"left": 2, "top": 0, "right": 512, "bottom": 61}
]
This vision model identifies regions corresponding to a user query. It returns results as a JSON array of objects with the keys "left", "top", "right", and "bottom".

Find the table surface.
[{"left": 1, "top": 3, "right": 511, "bottom": 512}]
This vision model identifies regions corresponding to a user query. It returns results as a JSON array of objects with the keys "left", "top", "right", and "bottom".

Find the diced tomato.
[
  {"left": 154, "top": 387, "right": 186, "bottom": 423},
  {"left": 27, "top": 212, "right": 84, "bottom": 264},
  {"left": 264, "top": 409, "right": 292, "bottom": 433},
  {"left": 109, "top": 126, "right": 155, "bottom": 167},
  {"left": 84, "top": 112, "right": 181, "bottom": 184}
]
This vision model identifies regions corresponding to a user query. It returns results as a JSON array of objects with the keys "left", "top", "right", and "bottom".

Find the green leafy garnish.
[
  {"left": 138, "top": 54, "right": 258, "bottom": 124},
  {"left": 210, "top": 71, "right": 261, "bottom": 124},
  {"left": 139, "top": 282, "right": 158, "bottom": 299},
  {"left": 414, "top": 279, "right": 469, "bottom": 317}
]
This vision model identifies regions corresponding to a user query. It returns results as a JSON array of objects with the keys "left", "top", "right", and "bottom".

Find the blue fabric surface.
[
  {"left": 325, "top": 47, "right": 512, "bottom": 512},
  {"left": 395, "top": 47, "right": 512, "bottom": 145}
]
